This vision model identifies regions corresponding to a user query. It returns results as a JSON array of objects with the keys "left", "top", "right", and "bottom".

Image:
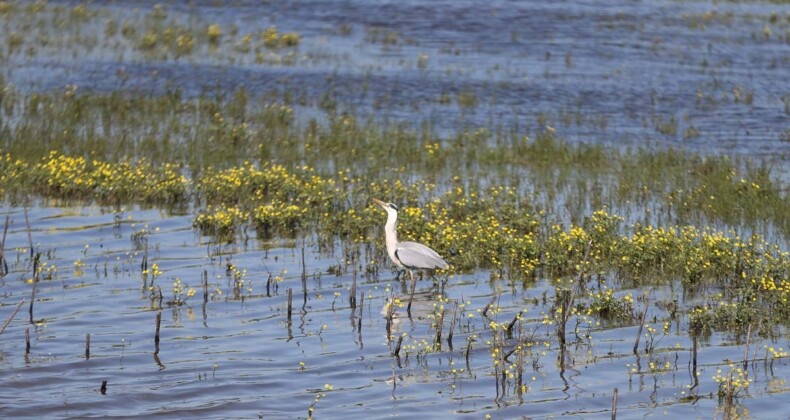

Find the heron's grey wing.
[{"left": 395, "top": 241, "right": 448, "bottom": 270}]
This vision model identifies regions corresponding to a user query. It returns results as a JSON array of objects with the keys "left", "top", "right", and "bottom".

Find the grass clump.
[
  {"left": 0, "top": 2, "right": 302, "bottom": 63},
  {"left": 262, "top": 26, "right": 300, "bottom": 48},
  {"left": 584, "top": 286, "right": 635, "bottom": 321},
  {"left": 1, "top": 150, "right": 187, "bottom": 205}
]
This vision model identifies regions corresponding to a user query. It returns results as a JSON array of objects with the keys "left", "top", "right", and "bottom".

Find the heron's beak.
[{"left": 372, "top": 198, "right": 385, "bottom": 207}]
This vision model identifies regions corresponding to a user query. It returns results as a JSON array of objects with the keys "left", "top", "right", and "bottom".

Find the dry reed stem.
[
  {"left": 154, "top": 311, "right": 162, "bottom": 354},
  {"left": 633, "top": 293, "right": 651, "bottom": 354},
  {"left": 612, "top": 387, "right": 618, "bottom": 419},
  {"left": 287, "top": 288, "right": 293, "bottom": 322},
  {"left": 0, "top": 299, "right": 24, "bottom": 335}
]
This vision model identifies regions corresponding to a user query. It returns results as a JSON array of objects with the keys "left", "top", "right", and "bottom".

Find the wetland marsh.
[{"left": 1, "top": 0, "right": 790, "bottom": 418}]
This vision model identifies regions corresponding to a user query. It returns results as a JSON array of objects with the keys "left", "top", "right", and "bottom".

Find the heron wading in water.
[{"left": 372, "top": 198, "right": 448, "bottom": 316}]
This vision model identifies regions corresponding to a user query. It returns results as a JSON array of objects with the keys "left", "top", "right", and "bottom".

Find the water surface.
[{"left": 2, "top": 0, "right": 790, "bottom": 418}]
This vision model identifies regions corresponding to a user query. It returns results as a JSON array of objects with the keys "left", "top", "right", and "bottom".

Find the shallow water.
[
  {"left": 2, "top": 0, "right": 790, "bottom": 418},
  {"left": 6, "top": 0, "right": 790, "bottom": 160},
  {"left": 0, "top": 205, "right": 789, "bottom": 418}
]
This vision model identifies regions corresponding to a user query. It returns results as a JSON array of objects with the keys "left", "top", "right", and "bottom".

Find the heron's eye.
[{"left": 389, "top": 203, "right": 398, "bottom": 211}]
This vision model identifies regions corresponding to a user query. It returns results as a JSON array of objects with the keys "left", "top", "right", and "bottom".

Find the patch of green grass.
[
  {"left": 3, "top": 81, "right": 790, "bottom": 241},
  {"left": 0, "top": 2, "right": 302, "bottom": 63}
]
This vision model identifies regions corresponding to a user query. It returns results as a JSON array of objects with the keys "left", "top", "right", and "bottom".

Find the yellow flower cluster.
[
  {"left": 207, "top": 24, "right": 222, "bottom": 42},
  {"left": 198, "top": 162, "right": 330, "bottom": 205},
  {"left": 688, "top": 299, "right": 755, "bottom": 334},
  {"left": 172, "top": 277, "right": 185, "bottom": 297},
  {"left": 193, "top": 162, "right": 334, "bottom": 236},
  {"left": 151, "top": 263, "right": 162, "bottom": 277},
  {"left": 765, "top": 345, "right": 788, "bottom": 359},
  {"left": 587, "top": 286, "right": 633, "bottom": 319},
  {"left": 713, "top": 364, "right": 751, "bottom": 399},
  {"left": 396, "top": 335, "right": 442, "bottom": 355},
  {"left": 648, "top": 359, "right": 672, "bottom": 374},
  {"left": 253, "top": 201, "right": 308, "bottom": 231},
  {"left": 0, "top": 151, "right": 188, "bottom": 203},
  {"left": 262, "top": 26, "right": 300, "bottom": 48},
  {"left": 136, "top": 23, "right": 198, "bottom": 57},
  {"left": 194, "top": 205, "right": 248, "bottom": 236},
  {"left": 753, "top": 274, "right": 790, "bottom": 301},
  {"left": 167, "top": 277, "right": 196, "bottom": 306}
]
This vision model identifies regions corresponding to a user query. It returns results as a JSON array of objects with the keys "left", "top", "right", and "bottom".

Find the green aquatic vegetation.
[
  {"left": 1, "top": 2, "right": 789, "bottom": 413},
  {"left": 2, "top": 82, "right": 783, "bottom": 238},
  {"left": 193, "top": 162, "right": 336, "bottom": 238},
  {"left": 207, "top": 24, "right": 222, "bottom": 44},
  {"left": 262, "top": 26, "right": 300, "bottom": 48},
  {"left": 135, "top": 24, "right": 199, "bottom": 58},
  {"left": 169, "top": 277, "right": 196, "bottom": 306},
  {"left": 0, "top": 2, "right": 302, "bottom": 62},
  {"left": 3, "top": 66, "right": 790, "bottom": 340},
  {"left": 683, "top": 11, "right": 736, "bottom": 30},
  {"left": 584, "top": 286, "right": 635, "bottom": 320},
  {"left": 193, "top": 205, "right": 248, "bottom": 238},
  {"left": 653, "top": 115, "right": 677, "bottom": 137},
  {"left": 681, "top": 9, "right": 790, "bottom": 35},
  {"left": 7, "top": 144, "right": 790, "bottom": 301},
  {"left": 457, "top": 91, "right": 478, "bottom": 108},
  {"left": 364, "top": 27, "right": 399, "bottom": 45},
  {"left": 253, "top": 200, "right": 309, "bottom": 234},
  {"left": 713, "top": 364, "right": 750, "bottom": 402},
  {"left": 0, "top": 150, "right": 188, "bottom": 204},
  {"left": 683, "top": 125, "right": 701, "bottom": 140}
]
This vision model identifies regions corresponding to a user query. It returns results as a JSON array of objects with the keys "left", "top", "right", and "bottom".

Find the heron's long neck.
[{"left": 384, "top": 210, "right": 399, "bottom": 262}]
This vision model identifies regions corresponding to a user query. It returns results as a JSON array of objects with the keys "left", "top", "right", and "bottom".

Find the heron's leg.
[{"left": 406, "top": 269, "right": 417, "bottom": 318}]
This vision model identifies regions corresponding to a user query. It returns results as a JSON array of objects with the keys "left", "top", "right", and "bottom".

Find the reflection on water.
[
  {"left": 1, "top": 0, "right": 790, "bottom": 417},
  {"left": 0, "top": 205, "right": 788, "bottom": 418}
]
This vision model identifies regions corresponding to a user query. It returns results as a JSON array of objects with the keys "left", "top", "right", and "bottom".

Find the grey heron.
[{"left": 372, "top": 198, "right": 448, "bottom": 316}]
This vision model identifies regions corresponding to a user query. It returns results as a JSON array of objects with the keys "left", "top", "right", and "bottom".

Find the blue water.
[
  {"left": 0, "top": 205, "right": 787, "bottom": 418},
  {"left": 2, "top": 1, "right": 790, "bottom": 418},
  {"left": 8, "top": 0, "right": 790, "bottom": 158}
]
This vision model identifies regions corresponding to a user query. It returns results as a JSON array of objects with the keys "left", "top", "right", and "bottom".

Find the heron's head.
[{"left": 372, "top": 198, "right": 398, "bottom": 214}]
